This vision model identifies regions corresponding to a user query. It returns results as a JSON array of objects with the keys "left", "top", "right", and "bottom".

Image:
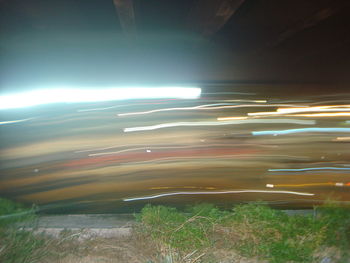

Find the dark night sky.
[{"left": 1, "top": 0, "right": 350, "bottom": 92}]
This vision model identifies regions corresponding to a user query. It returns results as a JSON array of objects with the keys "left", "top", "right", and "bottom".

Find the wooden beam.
[
  {"left": 113, "top": 0, "right": 136, "bottom": 37},
  {"left": 188, "top": 0, "right": 245, "bottom": 37}
]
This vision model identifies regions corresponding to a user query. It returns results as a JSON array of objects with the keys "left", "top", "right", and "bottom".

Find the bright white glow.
[{"left": 0, "top": 87, "right": 201, "bottom": 110}]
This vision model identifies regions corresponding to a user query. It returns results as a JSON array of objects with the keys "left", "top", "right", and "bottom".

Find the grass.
[
  {"left": 1, "top": 197, "right": 349, "bottom": 263},
  {"left": 137, "top": 202, "right": 350, "bottom": 263},
  {"left": 0, "top": 198, "right": 50, "bottom": 263},
  {"left": 0, "top": 198, "right": 36, "bottom": 227}
]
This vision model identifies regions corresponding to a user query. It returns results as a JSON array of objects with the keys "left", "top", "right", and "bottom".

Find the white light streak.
[
  {"left": 249, "top": 105, "right": 350, "bottom": 116},
  {"left": 117, "top": 103, "right": 305, "bottom": 117},
  {"left": 87, "top": 144, "right": 237, "bottom": 157},
  {"left": 77, "top": 105, "right": 127, "bottom": 112},
  {"left": 277, "top": 105, "right": 350, "bottom": 113},
  {"left": 217, "top": 117, "right": 248, "bottom": 121},
  {"left": 252, "top": 128, "right": 350, "bottom": 136},
  {"left": 291, "top": 112, "right": 350, "bottom": 117},
  {"left": 0, "top": 117, "right": 36, "bottom": 125},
  {"left": 124, "top": 119, "right": 315, "bottom": 133},
  {"left": 0, "top": 87, "right": 201, "bottom": 110},
  {"left": 123, "top": 189, "right": 315, "bottom": 201}
]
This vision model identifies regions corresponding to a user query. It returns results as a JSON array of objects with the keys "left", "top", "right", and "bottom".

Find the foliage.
[
  {"left": 137, "top": 202, "right": 350, "bottom": 263},
  {"left": 0, "top": 198, "right": 36, "bottom": 227},
  {"left": 137, "top": 204, "right": 219, "bottom": 250},
  {"left": 0, "top": 229, "right": 48, "bottom": 263},
  {"left": 0, "top": 197, "right": 47, "bottom": 263}
]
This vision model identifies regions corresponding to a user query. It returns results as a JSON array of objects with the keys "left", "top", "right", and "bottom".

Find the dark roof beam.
[
  {"left": 188, "top": 0, "right": 245, "bottom": 37},
  {"left": 113, "top": 0, "right": 136, "bottom": 37},
  {"left": 267, "top": 5, "right": 343, "bottom": 48}
]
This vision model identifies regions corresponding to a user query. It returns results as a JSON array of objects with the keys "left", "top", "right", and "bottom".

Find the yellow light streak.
[{"left": 335, "top": 137, "right": 350, "bottom": 141}]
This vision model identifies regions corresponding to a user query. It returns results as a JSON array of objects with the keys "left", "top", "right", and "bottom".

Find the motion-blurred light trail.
[
  {"left": 123, "top": 189, "right": 315, "bottom": 201},
  {"left": 252, "top": 128, "right": 350, "bottom": 136},
  {"left": 77, "top": 105, "right": 128, "bottom": 112},
  {"left": 277, "top": 105, "right": 350, "bottom": 113},
  {"left": 0, "top": 87, "right": 201, "bottom": 109},
  {"left": 291, "top": 112, "right": 350, "bottom": 117},
  {"left": 124, "top": 119, "right": 315, "bottom": 132},
  {"left": 117, "top": 103, "right": 303, "bottom": 117},
  {"left": 269, "top": 167, "right": 350, "bottom": 172},
  {"left": 0, "top": 117, "right": 37, "bottom": 125},
  {"left": 87, "top": 144, "right": 240, "bottom": 157},
  {"left": 248, "top": 105, "right": 350, "bottom": 116},
  {"left": 335, "top": 137, "right": 350, "bottom": 141},
  {"left": 265, "top": 182, "right": 341, "bottom": 188}
]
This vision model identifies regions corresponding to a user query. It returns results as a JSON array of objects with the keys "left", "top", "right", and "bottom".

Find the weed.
[
  {"left": 138, "top": 204, "right": 214, "bottom": 250},
  {"left": 0, "top": 197, "right": 48, "bottom": 263},
  {"left": 137, "top": 202, "right": 350, "bottom": 263},
  {"left": 0, "top": 198, "right": 36, "bottom": 227}
]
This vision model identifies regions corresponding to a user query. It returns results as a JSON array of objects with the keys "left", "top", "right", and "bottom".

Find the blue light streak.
[{"left": 269, "top": 167, "right": 350, "bottom": 172}]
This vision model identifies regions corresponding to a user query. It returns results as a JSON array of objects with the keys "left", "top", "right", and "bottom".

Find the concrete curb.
[{"left": 17, "top": 210, "right": 315, "bottom": 239}]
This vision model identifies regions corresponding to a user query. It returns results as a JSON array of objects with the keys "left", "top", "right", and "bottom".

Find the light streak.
[
  {"left": 290, "top": 112, "right": 350, "bottom": 117},
  {"left": 277, "top": 105, "right": 350, "bottom": 113},
  {"left": 248, "top": 105, "right": 350, "bottom": 116},
  {"left": 266, "top": 182, "right": 337, "bottom": 188},
  {"left": 269, "top": 167, "right": 350, "bottom": 172},
  {"left": 77, "top": 105, "right": 128, "bottom": 112},
  {"left": 252, "top": 128, "right": 350, "bottom": 136},
  {"left": 123, "top": 189, "right": 315, "bottom": 201},
  {"left": 335, "top": 137, "right": 350, "bottom": 141},
  {"left": 76, "top": 142, "right": 263, "bottom": 154},
  {"left": 75, "top": 143, "right": 151, "bottom": 153},
  {"left": 0, "top": 117, "right": 36, "bottom": 125},
  {"left": 150, "top": 186, "right": 217, "bottom": 190},
  {"left": 217, "top": 117, "right": 248, "bottom": 121},
  {"left": 216, "top": 118, "right": 315, "bottom": 124},
  {"left": 124, "top": 119, "right": 315, "bottom": 133},
  {"left": 87, "top": 144, "right": 237, "bottom": 157},
  {"left": 114, "top": 154, "right": 252, "bottom": 166},
  {"left": 0, "top": 87, "right": 201, "bottom": 110},
  {"left": 112, "top": 154, "right": 311, "bottom": 166},
  {"left": 118, "top": 103, "right": 305, "bottom": 117}
]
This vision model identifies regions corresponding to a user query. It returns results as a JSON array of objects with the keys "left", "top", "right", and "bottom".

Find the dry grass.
[
  {"left": 2, "top": 198, "right": 349, "bottom": 263},
  {"left": 37, "top": 228, "right": 261, "bottom": 263}
]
